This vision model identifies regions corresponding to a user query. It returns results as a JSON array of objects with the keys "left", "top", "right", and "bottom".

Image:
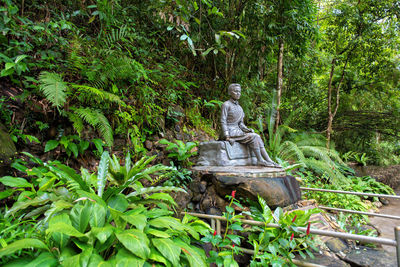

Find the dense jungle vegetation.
[{"left": 0, "top": 0, "right": 400, "bottom": 266}]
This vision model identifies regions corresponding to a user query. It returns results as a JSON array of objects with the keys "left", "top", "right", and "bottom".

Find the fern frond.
[
  {"left": 38, "top": 71, "right": 68, "bottom": 109},
  {"left": 279, "top": 141, "right": 306, "bottom": 163},
  {"left": 66, "top": 112, "right": 84, "bottom": 136},
  {"left": 103, "top": 25, "right": 129, "bottom": 49},
  {"left": 73, "top": 107, "right": 113, "bottom": 146},
  {"left": 71, "top": 84, "right": 125, "bottom": 106},
  {"left": 303, "top": 158, "right": 348, "bottom": 185}
]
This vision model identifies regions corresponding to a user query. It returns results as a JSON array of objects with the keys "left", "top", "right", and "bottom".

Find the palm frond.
[{"left": 38, "top": 71, "right": 68, "bottom": 109}]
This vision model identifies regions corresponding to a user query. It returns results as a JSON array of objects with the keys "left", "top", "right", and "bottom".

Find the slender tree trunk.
[
  {"left": 274, "top": 38, "right": 284, "bottom": 133},
  {"left": 326, "top": 58, "right": 336, "bottom": 148},
  {"left": 326, "top": 57, "right": 348, "bottom": 148}
]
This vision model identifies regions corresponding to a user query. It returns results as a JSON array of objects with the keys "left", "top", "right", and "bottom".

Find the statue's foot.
[
  {"left": 257, "top": 160, "right": 281, "bottom": 168},
  {"left": 257, "top": 160, "right": 275, "bottom": 167},
  {"left": 270, "top": 162, "right": 282, "bottom": 168}
]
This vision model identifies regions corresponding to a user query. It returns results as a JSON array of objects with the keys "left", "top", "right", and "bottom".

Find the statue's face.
[{"left": 230, "top": 86, "right": 241, "bottom": 100}]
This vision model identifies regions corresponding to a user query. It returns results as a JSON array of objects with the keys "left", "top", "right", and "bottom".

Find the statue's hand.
[
  {"left": 226, "top": 137, "right": 235, "bottom": 146},
  {"left": 249, "top": 128, "right": 254, "bottom": 133}
]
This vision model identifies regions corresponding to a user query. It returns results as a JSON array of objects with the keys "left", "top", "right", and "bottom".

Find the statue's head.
[{"left": 228, "top": 83, "right": 241, "bottom": 100}]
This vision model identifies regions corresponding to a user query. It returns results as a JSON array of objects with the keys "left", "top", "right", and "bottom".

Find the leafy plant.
[
  {"left": 37, "top": 72, "right": 119, "bottom": 146},
  {"left": 159, "top": 139, "right": 198, "bottom": 167},
  {"left": 246, "top": 196, "right": 319, "bottom": 266},
  {"left": 163, "top": 161, "right": 193, "bottom": 187},
  {"left": 201, "top": 191, "right": 243, "bottom": 267},
  {"left": 44, "top": 135, "right": 89, "bottom": 158},
  {"left": 0, "top": 151, "right": 211, "bottom": 265}
]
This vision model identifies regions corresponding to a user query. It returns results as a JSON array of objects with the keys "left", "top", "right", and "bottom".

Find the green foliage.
[
  {"left": 72, "top": 107, "right": 113, "bottom": 146},
  {"left": 159, "top": 139, "right": 198, "bottom": 167},
  {"left": 246, "top": 196, "right": 319, "bottom": 266},
  {"left": 202, "top": 194, "right": 319, "bottom": 266},
  {"left": 44, "top": 135, "right": 90, "bottom": 158},
  {"left": 38, "top": 72, "right": 68, "bottom": 110},
  {"left": 301, "top": 171, "right": 394, "bottom": 224},
  {"left": 163, "top": 161, "right": 193, "bottom": 188},
  {"left": 0, "top": 151, "right": 210, "bottom": 265}
]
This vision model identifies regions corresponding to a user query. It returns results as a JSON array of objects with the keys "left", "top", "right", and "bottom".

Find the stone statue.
[{"left": 221, "top": 83, "right": 280, "bottom": 167}]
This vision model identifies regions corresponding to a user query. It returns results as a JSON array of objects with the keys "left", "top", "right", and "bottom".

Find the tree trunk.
[
  {"left": 326, "top": 57, "right": 348, "bottom": 148},
  {"left": 274, "top": 39, "right": 284, "bottom": 133},
  {"left": 326, "top": 58, "right": 336, "bottom": 148}
]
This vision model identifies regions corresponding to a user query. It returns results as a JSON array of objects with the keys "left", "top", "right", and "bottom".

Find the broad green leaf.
[
  {"left": 174, "top": 238, "right": 207, "bottom": 267},
  {"left": 70, "top": 202, "right": 91, "bottom": 233},
  {"left": 108, "top": 194, "right": 128, "bottom": 212},
  {"left": 79, "top": 140, "right": 90, "bottom": 154},
  {"left": 227, "top": 234, "right": 241, "bottom": 245},
  {"left": 6, "top": 193, "right": 50, "bottom": 218},
  {"left": 38, "top": 177, "right": 57, "bottom": 192},
  {"left": 46, "top": 222, "right": 85, "bottom": 237},
  {"left": 44, "top": 140, "right": 59, "bottom": 152},
  {"left": 14, "top": 54, "right": 28, "bottom": 64},
  {"left": 116, "top": 229, "right": 150, "bottom": 259},
  {"left": 25, "top": 252, "right": 58, "bottom": 267},
  {"left": 0, "top": 176, "right": 32, "bottom": 188},
  {"left": 0, "top": 189, "right": 15, "bottom": 200},
  {"left": 90, "top": 225, "right": 114, "bottom": 244},
  {"left": 62, "top": 247, "right": 93, "bottom": 267},
  {"left": 148, "top": 216, "right": 185, "bottom": 231},
  {"left": 76, "top": 190, "right": 107, "bottom": 207},
  {"left": 89, "top": 203, "right": 106, "bottom": 228},
  {"left": 49, "top": 213, "right": 71, "bottom": 248},
  {"left": 92, "top": 139, "right": 104, "bottom": 154},
  {"left": 146, "top": 229, "right": 170, "bottom": 238},
  {"left": 223, "top": 255, "right": 239, "bottom": 267},
  {"left": 115, "top": 248, "right": 145, "bottom": 267},
  {"left": 87, "top": 252, "right": 114, "bottom": 267},
  {"left": 68, "top": 143, "right": 79, "bottom": 158},
  {"left": 147, "top": 193, "right": 176, "bottom": 206},
  {"left": 152, "top": 238, "right": 181, "bottom": 267},
  {"left": 121, "top": 214, "right": 147, "bottom": 231},
  {"left": 0, "top": 239, "right": 49, "bottom": 258},
  {"left": 148, "top": 247, "right": 169, "bottom": 266}
]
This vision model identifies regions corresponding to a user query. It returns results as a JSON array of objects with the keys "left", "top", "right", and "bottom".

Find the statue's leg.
[
  {"left": 254, "top": 148, "right": 274, "bottom": 167},
  {"left": 260, "top": 147, "right": 273, "bottom": 162},
  {"left": 260, "top": 147, "right": 281, "bottom": 168}
]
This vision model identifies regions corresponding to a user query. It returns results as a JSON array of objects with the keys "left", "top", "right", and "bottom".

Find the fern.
[
  {"left": 73, "top": 107, "right": 113, "bottom": 146},
  {"left": 103, "top": 25, "right": 129, "bottom": 50},
  {"left": 38, "top": 71, "right": 68, "bottom": 109},
  {"left": 66, "top": 112, "right": 84, "bottom": 136},
  {"left": 71, "top": 84, "right": 125, "bottom": 106}
]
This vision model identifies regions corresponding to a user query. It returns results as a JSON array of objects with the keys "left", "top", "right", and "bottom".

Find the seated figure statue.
[{"left": 221, "top": 83, "right": 280, "bottom": 167}]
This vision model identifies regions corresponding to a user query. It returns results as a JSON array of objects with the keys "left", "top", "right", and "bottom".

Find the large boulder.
[{"left": 192, "top": 166, "right": 300, "bottom": 209}]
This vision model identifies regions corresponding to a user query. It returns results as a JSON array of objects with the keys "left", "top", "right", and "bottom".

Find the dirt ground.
[{"left": 369, "top": 188, "right": 400, "bottom": 257}]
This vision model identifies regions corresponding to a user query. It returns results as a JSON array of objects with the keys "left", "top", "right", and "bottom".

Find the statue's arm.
[
  {"left": 221, "top": 102, "right": 229, "bottom": 138},
  {"left": 238, "top": 117, "right": 254, "bottom": 133}
]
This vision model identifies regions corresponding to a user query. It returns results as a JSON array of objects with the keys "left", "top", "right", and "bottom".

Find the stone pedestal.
[{"left": 192, "top": 166, "right": 301, "bottom": 209}]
